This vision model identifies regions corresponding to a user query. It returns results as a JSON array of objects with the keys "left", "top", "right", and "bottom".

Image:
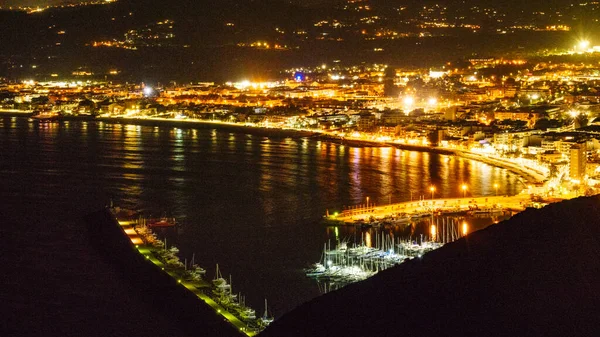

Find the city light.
[
  {"left": 143, "top": 87, "right": 154, "bottom": 96},
  {"left": 402, "top": 96, "right": 415, "bottom": 110}
]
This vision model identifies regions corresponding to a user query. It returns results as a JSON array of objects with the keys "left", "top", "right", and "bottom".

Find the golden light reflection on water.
[
  {"left": 260, "top": 139, "right": 273, "bottom": 193},
  {"left": 477, "top": 162, "right": 493, "bottom": 187},
  {"left": 119, "top": 173, "right": 143, "bottom": 197},
  {"left": 430, "top": 224, "right": 437, "bottom": 241},
  {"left": 365, "top": 231, "right": 372, "bottom": 248},
  {"left": 78, "top": 122, "right": 522, "bottom": 219},
  {"left": 174, "top": 128, "right": 183, "bottom": 144}
]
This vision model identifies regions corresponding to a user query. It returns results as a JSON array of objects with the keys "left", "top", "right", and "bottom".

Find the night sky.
[
  {"left": 1, "top": 0, "right": 339, "bottom": 6},
  {"left": 0, "top": 0, "right": 82, "bottom": 6}
]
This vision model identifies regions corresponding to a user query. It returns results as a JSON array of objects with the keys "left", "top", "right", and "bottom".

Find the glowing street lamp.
[
  {"left": 402, "top": 96, "right": 415, "bottom": 113},
  {"left": 366, "top": 196, "right": 370, "bottom": 209},
  {"left": 429, "top": 186, "right": 435, "bottom": 201},
  {"left": 143, "top": 86, "right": 154, "bottom": 97},
  {"left": 461, "top": 184, "right": 467, "bottom": 198},
  {"left": 568, "top": 110, "right": 579, "bottom": 118},
  {"left": 578, "top": 40, "right": 590, "bottom": 50}
]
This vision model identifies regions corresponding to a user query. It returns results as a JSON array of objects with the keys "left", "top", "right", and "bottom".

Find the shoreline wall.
[{"left": 85, "top": 208, "right": 241, "bottom": 337}]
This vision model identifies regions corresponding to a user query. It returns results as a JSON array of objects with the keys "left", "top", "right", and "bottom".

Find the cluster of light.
[
  {"left": 226, "top": 81, "right": 280, "bottom": 90},
  {"left": 23, "top": 80, "right": 93, "bottom": 88},
  {"left": 330, "top": 74, "right": 346, "bottom": 80},
  {"left": 429, "top": 71, "right": 446, "bottom": 79},
  {"left": 143, "top": 87, "right": 154, "bottom": 96},
  {"left": 578, "top": 40, "right": 590, "bottom": 50},
  {"left": 402, "top": 96, "right": 414, "bottom": 106}
]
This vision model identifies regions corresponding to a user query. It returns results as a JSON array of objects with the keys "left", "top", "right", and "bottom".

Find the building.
[
  {"left": 569, "top": 143, "right": 587, "bottom": 181},
  {"left": 494, "top": 110, "right": 543, "bottom": 128}
]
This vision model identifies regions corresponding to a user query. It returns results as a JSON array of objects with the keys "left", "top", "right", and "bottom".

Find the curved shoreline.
[{"left": 8, "top": 114, "right": 546, "bottom": 184}]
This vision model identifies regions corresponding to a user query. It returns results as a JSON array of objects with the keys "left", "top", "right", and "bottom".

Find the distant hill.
[
  {"left": 261, "top": 196, "right": 600, "bottom": 337},
  {"left": 0, "top": 0, "right": 596, "bottom": 81}
]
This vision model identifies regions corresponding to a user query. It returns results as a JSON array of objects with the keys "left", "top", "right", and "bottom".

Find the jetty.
[
  {"left": 115, "top": 216, "right": 268, "bottom": 335},
  {"left": 325, "top": 194, "right": 535, "bottom": 225}
]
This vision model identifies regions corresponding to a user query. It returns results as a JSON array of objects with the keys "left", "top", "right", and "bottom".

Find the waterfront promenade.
[{"left": 327, "top": 194, "right": 535, "bottom": 224}]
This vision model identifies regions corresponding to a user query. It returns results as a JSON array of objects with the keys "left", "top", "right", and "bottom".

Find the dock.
[{"left": 118, "top": 218, "right": 260, "bottom": 336}]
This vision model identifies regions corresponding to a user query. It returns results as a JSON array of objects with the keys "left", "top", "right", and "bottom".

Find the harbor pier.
[
  {"left": 87, "top": 209, "right": 258, "bottom": 336},
  {"left": 326, "top": 194, "right": 534, "bottom": 225}
]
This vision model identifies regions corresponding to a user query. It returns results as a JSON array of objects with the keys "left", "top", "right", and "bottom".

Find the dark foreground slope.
[{"left": 262, "top": 196, "right": 600, "bottom": 337}]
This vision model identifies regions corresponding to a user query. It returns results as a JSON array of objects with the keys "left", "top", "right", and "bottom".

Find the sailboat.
[
  {"left": 239, "top": 295, "right": 256, "bottom": 320},
  {"left": 260, "top": 298, "right": 274, "bottom": 326},
  {"left": 212, "top": 264, "right": 230, "bottom": 290},
  {"left": 189, "top": 253, "right": 206, "bottom": 278}
]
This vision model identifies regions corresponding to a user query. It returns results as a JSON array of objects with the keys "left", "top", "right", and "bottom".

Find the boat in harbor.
[
  {"left": 147, "top": 216, "right": 177, "bottom": 228},
  {"left": 306, "top": 229, "right": 456, "bottom": 288},
  {"left": 260, "top": 299, "right": 274, "bottom": 326},
  {"left": 29, "top": 110, "right": 60, "bottom": 122},
  {"left": 212, "top": 264, "right": 231, "bottom": 290}
]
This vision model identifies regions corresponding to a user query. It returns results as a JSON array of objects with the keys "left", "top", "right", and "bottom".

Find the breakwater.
[{"left": 85, "top": 208, "right": 242, "bottom": 337}]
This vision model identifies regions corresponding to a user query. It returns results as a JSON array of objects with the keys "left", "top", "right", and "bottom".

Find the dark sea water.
[{"left": 0, "top": 116, "right": 521, "bottom": 318}]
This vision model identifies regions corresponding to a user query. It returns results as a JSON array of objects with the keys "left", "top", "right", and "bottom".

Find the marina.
[
  {"left": 115, "top": 208, "right": 274, "bottom": 335},
  {"left": 312, "top": 191, "right": 561, "bottom": 292},
  {"left": 0, "top": 116, "right": 524, "bottom": 317},
  {"left": 308, "top": 215, "right": 476, "bottom": 291}
]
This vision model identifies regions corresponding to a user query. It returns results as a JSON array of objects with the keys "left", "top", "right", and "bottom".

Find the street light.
[
  {"left": 578, "top": 40, "right": 590, "bottom": 50},
  {"left": 429, "top": 186, "right": 435, "bottom": 201},
  {"left": 494, "top": 183, "right": 499, "bottom": 196},
  {"left": 461, "top": 184, "right": 467, "bottom": 198},
  {"left": 366, "top": 196, "right": 369, "bottom": 209}
]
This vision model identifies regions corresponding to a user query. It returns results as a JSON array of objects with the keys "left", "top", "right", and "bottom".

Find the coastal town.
[{"left": 4, "top": 53, "right": 600, "bottom": 198}]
